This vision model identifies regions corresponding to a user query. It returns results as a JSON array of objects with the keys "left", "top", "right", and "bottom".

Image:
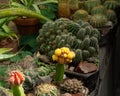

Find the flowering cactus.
[
  {"left": 52, "top": 47, "right": 75, "bottom": 83},
  {"left": 8, "top": 70, "right": 25, "bottom": 96}
]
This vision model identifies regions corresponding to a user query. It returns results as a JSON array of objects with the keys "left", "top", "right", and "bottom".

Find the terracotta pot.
[
  {"left": 0, "top": 38, "right": 19, "bottom": 53},
  {"left": 14, "top": 17, "right": 40, "bottom": 35}
]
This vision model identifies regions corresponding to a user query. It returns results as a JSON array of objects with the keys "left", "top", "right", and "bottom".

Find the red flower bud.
[{"left": 9, "top": 70, "right": 25, "bottom": 85}]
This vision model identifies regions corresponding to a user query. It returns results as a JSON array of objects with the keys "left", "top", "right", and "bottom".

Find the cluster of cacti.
[
  {"left": 61, "top": 78, "right": 89, "bottom": 94},
  {"left": 35, "top": 83, "right": 58, "bottom": 96},
  {"left": 89, "top": 14, "right": 108, "bottom": 28},
  {"left": 0, "top": 87, "right": 13, "bottom": 96},
  {"left": 37, "top": 18, "right": 99, "bottom": 66},
  {"left": 72, "top": 9, "right": 89, "bottom": 22}
]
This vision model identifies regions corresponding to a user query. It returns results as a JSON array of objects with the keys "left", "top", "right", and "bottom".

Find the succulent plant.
[
  {"left": 61, "top": 78, "right": 89, "bottom": 95},
  {"left": 91, "top": 5, "right": 107, "bottom": 15},
  {"left": 37, "top": 18, "right": 99, "bottom": 66},
  {"left": 104, "top": 0, "right": 118, "bottom": 9},
  {"left": 69, "top": 0, "right": 79, "bottom": 12},
  {"left": 89, "top": 14, "right": 108, "bottom": 28},
  {"left": 85, "top": 0, "right": 101, "bottom": 12},
  {"left": 35, "top": 83, "right": 58, "bottom": 96},
  {"left": 106, "top": 9, "right": 117, "bottom": 22},
  {"left": 72, "top": 9, "right": 89, "bottom": 22},
  {"left": 0, "top": 87, "right": 13, "bottom": 96}
]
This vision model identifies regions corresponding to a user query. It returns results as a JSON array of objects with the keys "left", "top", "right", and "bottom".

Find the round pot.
[
  {"left": 0, "top": 38, "right": 19, "bottom": 53},
  {"left": 14, "top": 17, "right": 40, "bottom": 35}
]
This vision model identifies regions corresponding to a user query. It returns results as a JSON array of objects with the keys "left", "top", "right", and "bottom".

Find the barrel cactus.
[
  {"left": 69, "top": 0, "right": 79, "bottom": 12},
  {"left": 35, "top": 83, "right": 58, "bottom": 96},
  {"left": 61, "top": 78, "right": 89, "bottom": 95},
  {"left": 72, "top": 9, "right": 89, "bottom": 22},
  {"left": 106, "top": 9, "right": 117, "bottom": 22},
  {"left": 37, "top": 18, "right": 99, "bottom": 66},
  {"left": 91, "top": 5, "right": 107, "bottom": 15},
  {"left": 85, "top": 0, "right": 101, "bottom": 12},
  {"left": 89, "top": 14, "right": 108, "bottom": 28},
  {"left": 104, "top": 0, "right": 118, "bottom": 9}
]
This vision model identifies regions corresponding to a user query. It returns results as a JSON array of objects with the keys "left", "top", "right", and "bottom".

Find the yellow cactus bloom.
[
  {"left": 68, "top": 51, "right": 75, "bottom": 59},
  {"left": 52, "top": 55, "right": 58, "bottom": 61},
  {"left": 55, "top": 48, "right": 61, "bottom": 56},
  {"left": 63, "top": 53, "right": 67, "bottom": 58},
  {"left": 61, "top": 47, "right": 70, "bottom": 53}
]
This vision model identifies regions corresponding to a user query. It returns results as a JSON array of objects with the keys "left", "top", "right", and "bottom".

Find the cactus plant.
[
  {"left": 104, "top": 0, "right": 118, "bottom": 9},
  {"left": 35, "top": 83, "right": 58, "bottom": 96},
  {"left": 37, "top": 18, "right": 99, "bottom": 66},
  {"left": 0, "top": 87, "right": 13, "bottom": 96},
  {"left": 69, "top": 0, "right": 79, "bottom": 12},
  {"left": 91, "top": 5, "right": 107, "bottom": 15},
  {"left": 85, "top": 0, "right": 101, "bottom": 12},
  {"left": 61, "top": 78, "right": 89, "bottom": 94},
  {"left": 89, "top": 14, "right": 108, "bottom": 28},
  {"left": 72, "top": 9, "right": 89, "bottom": 22},
  {"left": 106, "top": 9, "right": 117, "bottom": 22}
]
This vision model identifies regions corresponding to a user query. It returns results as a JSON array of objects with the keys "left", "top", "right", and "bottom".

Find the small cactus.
[
  {"left": 35, "top": 83, "right": 58, "bottom": 96},
  {"left": 89, "top": 14, "right": 108, "bottom": 28},
  {"left": 0, "top": 87, "right": 13, "bottom": 96},
  {"left": 85, "top": 0, "right": 101, "bottom": 12},
  {"left": 69, "top": 0, "right": 79, "bottom": 12},
  {"left": 82, "top": 50, "right": 90, "bottom": 60},
  {"left": 91, "top": 5, "right": 107, "bottom": 15},
  {"left": 106, "top": 9, "right": 117, "bottom": 22},
  {"left": 72, "top": 9, "right": 89, "bottom": 22},
  {"left": 104, "top": 0, "right": 118, "bottom": 9},
  {"left": 61, "top": 78, "right": 89, "bottom": 95}
]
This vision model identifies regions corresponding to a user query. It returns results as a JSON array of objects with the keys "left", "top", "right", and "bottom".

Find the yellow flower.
[
  {"left": 63, "top": 53, "right": 67, "bottom": 58},
  {"left": 55, "top": 48, "right": 61, "bottom": 56},
  {"left": 61, "top": 47, "right": 70, "bottom": 53},
  {"left": 67, "top": 51, "right": 75, "bottom": 59},
  {"left": 52, "top": 55, "right": 58, "bottom": 61}
]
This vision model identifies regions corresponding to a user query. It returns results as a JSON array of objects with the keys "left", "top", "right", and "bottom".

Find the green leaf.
[{"left": 0, "top": 48, "right": 12, "bottom": 54}]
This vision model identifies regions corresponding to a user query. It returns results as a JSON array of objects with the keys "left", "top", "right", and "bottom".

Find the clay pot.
[
  {"left": 0, "top": 38, "right": 19, "bottom": 52},
  {"left": 14, "top": 17, "right": 40, "bottom": 35}
]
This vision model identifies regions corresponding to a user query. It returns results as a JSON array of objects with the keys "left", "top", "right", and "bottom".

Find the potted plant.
[
  {"left": 8, "top": 0, "right": 58, "bottom": 35},
  {"left": 0, "top": 16, "right": 19, "bottom": 52}
]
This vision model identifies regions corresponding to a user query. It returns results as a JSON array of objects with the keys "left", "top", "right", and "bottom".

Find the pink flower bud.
[{"left": 9, "top": 70, "right": 25, "bottom": 85}]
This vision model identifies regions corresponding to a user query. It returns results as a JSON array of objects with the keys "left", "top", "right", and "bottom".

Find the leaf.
[{"left": 0, "top": 48, "right": 12, "bottom": 54}]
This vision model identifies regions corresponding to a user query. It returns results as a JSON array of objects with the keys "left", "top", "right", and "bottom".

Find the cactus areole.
[{"left": 8, "top": 70, "right": 25, "bottom": 96}]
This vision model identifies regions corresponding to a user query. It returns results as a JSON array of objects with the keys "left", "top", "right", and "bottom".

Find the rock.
[{"left": 75, "top": 62, "right": 98, "bottom": 73}]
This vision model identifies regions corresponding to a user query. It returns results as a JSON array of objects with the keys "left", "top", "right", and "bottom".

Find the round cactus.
[
  {"left": 35, "top": 83, "right": 58, "bottom": 96},
  {"left": 88, "top": 46, "right": 96, "bottom": 55},
  {"left": 85, "top": 0, "right": 101, "bottom": 12},
  {"left": 91, "top": 5, "right": 107, "bottom": 15},
  {"left": 104, "top": 0, "right": 118, "bottom": 9},
  {"left": 72, "top": 9, "right": 89, "bottom": 22},
  {"left": 69, "top": 0, "right": 79, "bottom": 12},
  {"left": 89, "top": 14, "right": 108, "bottom": 28},
  {"left": 61, "top": 78, "right": 89, "bottom": 94},
  {"left": 106, "top": 9, "right": 117, "bottom": 22},
  {"left": 82, "top": 35, "right": 90, "bottom": 49},
  {"left": 82, "top": 50, "right": 90, "bottom": 60}
]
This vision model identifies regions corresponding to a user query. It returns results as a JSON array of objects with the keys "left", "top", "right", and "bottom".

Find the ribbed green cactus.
[
  {"left": 69, "top": 0, "right": 79, "bottom": 12},
  {"left": 82, "top": 50, "right": 90, "bottom": 60},
  {"left": 91, "top": 5, "right": 107, "bottom": 15},
  {"left": 85, "top": 0, "right": 101, "bottom": 12},
  {"left": 35, "top": 83, "right": 58, "bottom": 96},
  {"left": 37, "top": 18, "right": 99, "bottom": 66},
  {"left": 88, "top": 46, "right": 96, "bottom": 55},
  {"left": 106, "top": 9, "right": 117, "bottom": 22},
  {"left": 104, "top": 0, "right": 118, "bottom": 9},
  {"left": 0, "top": 87, "right": 13, "bottom": 96},
  {"left": 89, "top": 14, "right": 108, "bottom": 28},
  {"left": 72, "top": 9, "right": 89, "bottom": 22}
]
